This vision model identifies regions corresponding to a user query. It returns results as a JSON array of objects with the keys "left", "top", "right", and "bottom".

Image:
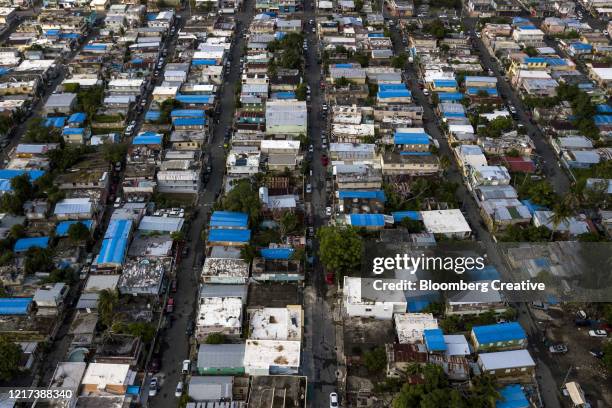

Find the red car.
[
  {"left": 321, "top": 155, "right": 329, "bottom": 166},
  {"left": 170, "top": 279, "right": 177, "bottom": 293},
  {"left": 166, "top": 297, "right": 174, "bottom": 313},
  {"left": 325, "top": 273, "right": 335, "bottom": 285}
]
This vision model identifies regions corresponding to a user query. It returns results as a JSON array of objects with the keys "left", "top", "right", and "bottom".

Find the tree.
[
  {"left": 205, "top": 333, "right": 227, "bottom": 344},
  {"left": 23, "top": 119, "right": 62, "bottom": 143},
  {"left": 0, "top": 115, "right": 14, "bottom": 137},
  {"left": 603, "top": 341, "right": 612, "bottom": 372},
  {"left": 76, "top": 85, "right": 104, "bottom": 118},
  {"left": 240, "top": 244, "right": 257, "bottom": 264},
  {"left": 391, "top": 53, "right": 408, "bottom": 69},
  {"left": 68, "top": 222, "right": 91, "bottom": 243},
  {"left": 335, "top": 76, "right": 351, "bottom": 87},
  {"left": 220, "top": 180, "right": 262, "bottom": 225},
  {"left": 0, "top": 336, "right": 21, "bottom": 380},
  {"left": 548, "top": 202, "right": 572, "bottom": 241},
  {"left": 10, "top": 174, "right": 33, "bottom": 202},
  {"left": 400, "top": 218, "right": 423, "bottom": 233},
  {"left": 102, "top": 143, "right": 127, "bottom": 164},
  {"left": 363, "top": 347, "right": 386, "bottom": 373},
  {"left": 295, "top": 83, "right": 307, "bottom": 101},
  {"left": 0, "top": 251, "right": 13, "bottom": 266},
  {"left": 46, "top": 268, "right": 77, "bottom": 285},
  {"left": 24, "top": 247, "right": 53, "bottom": 274},
  {"left": 98, "top": 289, "right": 119, "bottom": 328},
  {"left": 279, "top": 212, "right": 299, "bottom": 236},
  {"left": 317, "top": 226, "right": 363, "bottom": 279},
  {"left": 424, "top": 19, "right": 447, "bottom": 39},
  {"left": 170, "top": 231, "right": 185, "bottom": 242}
]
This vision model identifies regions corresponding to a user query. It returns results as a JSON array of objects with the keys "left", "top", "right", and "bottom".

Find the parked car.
[
  {"left": 166, "top": 297, "right": 174, "bottom": 313},
  {"left": 549, "top": 344, "right": 568, "bottom": 354},
  {"left": 325, "top": 273, "right": 335, "bottom": 285},
  {"left": 308, "top": 144, "right": 314, "bottom": 153},
  {"left": 325, "top": 207, "right": 332, "bottom": 217},
  {"left": 148, "top": 377, "right": 158, "bottom": 397},
  {"left": 170, "top": 279, "right": 177, "bottom": 293},
  {"left": 590, "top": 349, "right": 604, "bottom": 359},
  {"left": 330, "top": 392, "right": 339, "bottom": 408},
  {"left": 306, "top": 184, "right": 312, "bottom": 194},
  {"left": 175, "top": 381, "right": 183, "bottom": 398},
  {"left": 589, "top": 330, "right": 607, "bottom": 337},
  {"left": 575, "top": 319, "right": 590, "bottom": 327},
  {"left": 576, "top": 310, "right": 587, "bottom": 320},
  {"left": 181, "top": 359, "right": 191, "bottom": 374}
]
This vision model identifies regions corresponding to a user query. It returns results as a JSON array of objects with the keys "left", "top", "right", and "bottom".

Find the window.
[
  {"left": 365, "top": 308, "right": 372, "bottom": 312},
  {"left": 521, "top": 367, "right": 527, "bottom": 372}
]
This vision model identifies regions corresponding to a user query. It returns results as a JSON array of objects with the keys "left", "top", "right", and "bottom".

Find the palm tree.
[
  {"left": 98, "top": 289, "right": 118, "bottom": 328},
  {"left": 548, "top": 202, "right": 572, "bottom": 241}
]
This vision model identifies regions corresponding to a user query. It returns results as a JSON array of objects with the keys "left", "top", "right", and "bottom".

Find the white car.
[
  {"left": 308, "top": 145, "right": 314, "bottom": 153},
  {"left": 325, "top": 207, "right": 332, "bottom": 217},
  {"left": 181, "top": 359, "right": 191, "bottom": 374},
  {"left": 306, "top": 184, "right": 312, "bottom": 194},
  {"left": 148, "top": 377, "right": 158, "bottom": 397},
  {"left": 175, "top": 381, "right": 183, "bottom": 398},
  {"left": 330, "top": 392, "right": 339, "bottom": 408},
  {"left": 604, "top": 30, "right": 609, "bottom": 36},
  {"left": 589, "top": 330, "right": 607, "bottom": 337}
]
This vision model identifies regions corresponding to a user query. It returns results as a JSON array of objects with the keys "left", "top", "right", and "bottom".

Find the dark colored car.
[{"left": 170, "top": 279, "right": 177, "bottom": 293}]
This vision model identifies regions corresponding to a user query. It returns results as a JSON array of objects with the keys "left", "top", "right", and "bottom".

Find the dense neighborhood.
[{"left": 0, "top": 0, "right": 610, "bottom": 406}]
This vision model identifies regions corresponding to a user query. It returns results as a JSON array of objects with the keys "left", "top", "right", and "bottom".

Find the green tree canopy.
[
  {"left": 220, "top": 180, "right": 262, "bottom": 225},
  {"left": 0, "top": 336, "right": 21, "bottom": 380},
  {"left": 317, "top": 226, "right": 363, "bottom": 279},
  {"left": 68, "top": 222, "right": 91, "bottom": 243},
  {"left": 102, "top": 143, "right": 128, "bottom": 164}
]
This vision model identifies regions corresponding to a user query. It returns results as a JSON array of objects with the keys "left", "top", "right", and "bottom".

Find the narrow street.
[{"left": 146, "top": 1, "right": 256, "bottom": 406}]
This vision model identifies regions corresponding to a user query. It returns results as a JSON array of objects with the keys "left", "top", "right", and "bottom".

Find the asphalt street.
[
  {"left": 301, "top": 2, "right": 340, "bottom": 406},
  {"left": 146, "top": 1, "right": 256, "bottom": 406}
]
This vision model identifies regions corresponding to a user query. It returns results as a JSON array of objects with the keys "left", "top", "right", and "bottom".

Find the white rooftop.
[
  {"left": 478, "top": 349, "right": 535, "bottom": 371},
  {"left": 421, "top": 210, "right": 472, "bottom": 235},
  {"left": 249, "top": 306, "right": 302, "bottom": 341},
  {"left": 244, "top": 339, "right": 301, "bottom": 371},
  {"left": 394, "top": 313, "right": 438, "bottom": 344},
  {"left": 81, "top": 363, "right": 130, "bottom": 388}
]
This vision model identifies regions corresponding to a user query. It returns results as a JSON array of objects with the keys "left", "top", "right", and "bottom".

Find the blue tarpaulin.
[
  {"left": 521, "top": 199, "right": 548, "bottom": 215},
  {"left": 96, "top": 219, "right": 132, "bottom": 266},
  {"left": 62, "top": 127, "right": 84, "bottom": 135},
  {"left": 0, "top": 170, "right": 45, "bottom": 192},
  {"left": 392, "top": 211, "right": 422, "bottom": 222},
  {"left": 472, "top": 322, "right": 526, "bottom": 344},
  {"left": 338, "top": 190, "right": 386, "bottom": 202},
  {"left": 44, "top": 117, "right": 66, "bottom": 128},
  {"left": 437, "top": 92, "right": 464, "bottom": 101},
  {"left": 14, "top": 237, "right": 50, "bottom": 252},
  {"left": 467, "top": 88, "right": 498, "bottom": 96},
  {"left": 56, "top": 220, "right": 93, "bottom": 237},
  {"left": 208, "top": 228, "right": 251, "bottom": 243},
  {"left": 496, "top": 385, "right": 529, "bottom": 408},
  {"left": 272, "top": 92, "right": 296, "bottom": 100},
  {"left": 171, "top": 109, "right": 206, "bottom": 118},
  {"left": 145, "top": 111, "right": 161, "bottom": 121},
  {"left": 433, "top": 79, "right": 458, "bottom": 88},
  {"left": 394, "top": 132, "right": 430, "bottom": 145},
  {"left": 424, "top": 329, "right": 447, "bottom": 351},
  {"left": 192, "top": 59, "right": 217, "bottom": 66},
  {"left": 132, "top": 133, "right": 162, "bottom": 145},
  {"left": 176, "top": 94, "right": 214, "bottom": 104},
  {"left": 0, "top": 298, "right": 32, "bottom": 315},
  {"left": 210, "top": 211, "right": 249, "bottom": 228},
  {"left": 126, "top": 386, "right": 140, "bottom": 396},
  {"left": 173, "top": 117, "right": 206, "bottom": 126},
  {"left": 68, "top": 112, "right": 87, "bottom": 123},
  {"left": 261, "top": 248, "right": 294, "bottom": 260},
  {"left": 348, "top": 214, "right": 385, "bottom": 227},
  {"left": 596, "top": 104, "right": 612, "bottom": 114}
]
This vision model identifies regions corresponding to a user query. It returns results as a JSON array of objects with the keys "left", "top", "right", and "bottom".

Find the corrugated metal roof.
[
  {"left": 208, "top": 229, "right": 251, "bottom": 243},
  {"left": 394, "top": 131, "right": 430, "bottom": 145},
  {"left": 197, "top": 344, "right": 245, "bottom": 369},
  {"left": 14, "top": 237, "right": 50, "bottom": 252},
  {"left": 171, "top": 109, "right": 206, "bottom": 118},
  {"left": 0, "top": 298, "right": 32, "bottom": 315},
  {"left": 138, "top": 216, "right": 184, "bottom": 232},
  {"left": 424, "top": 328, "right": 447, "bottom": 351},
  {"left": 210, "top": 211, "right": 249, "bottom": 228},
  {"left": 173, "top": 117, "right": 206, "bottom": 126},
  {"left": 472, "top": 322, "right": 526, "bottom": 344},
  {"left": 54, "top": 198, "right": 92, "bottom": 215}
]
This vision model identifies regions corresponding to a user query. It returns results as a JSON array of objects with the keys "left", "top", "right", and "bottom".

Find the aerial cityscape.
[{"left": 0, "top": 0, "right": 610, "bottom": 406}]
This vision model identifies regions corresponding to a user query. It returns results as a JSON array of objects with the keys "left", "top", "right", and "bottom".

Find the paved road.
[
  {"left": 146, "top": 2, "right": 255, "bottom": 406},
  {"left": 463, "top": 18, "right": 571, "bottom": 194},
  {"left": 300, "top": 3, "right": 340, "bottom": 408}
]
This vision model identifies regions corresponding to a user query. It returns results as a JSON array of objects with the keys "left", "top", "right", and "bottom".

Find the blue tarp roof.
[
  {"left": 60, "top": 33, "right": 81, "bottom": 39},
  {"left": 594, "top": 115, "right": 612, "bottom": 124},
  {"left": 210, "top": 211, "right": 249, "bottom": 228},
  {"left": 192, "top": 59, "right": 218, "bottom": 66},
  {"left": 208, "top": 228, "right": 251, "bottom": 243},
  {"left": 467, "top": 88, "right": 499, "bottom": 96},
  {"left": 368, "top": 33, "right": 385, "bottom": 37},
  {"left": 338, "top": 190, "right": 386, "bottom": 202},
  {"left": 84, "top": 44, "right": 107, "bottom": 51},
  {"left": 408, "top": 300, "right": 430, "bottom": 312},
  {"left": 524, "top": 57, "right": 546, "bottom": 63},
  {"left": 433, "top": 79, "right": 458, "bottom": 87},
  {"left": 68, "top": 112, "right": 86, "bottom": 123},
  {"left": 45, "top": 29, "right": 60, "bottom": 36},
  {"left": 126, "top": 386, "right": 140, "bottom": 396},
  {"left": 260, "top": 248, "right": 294, "bottom": 260},
  {"left": 176, "top": 94, "right": 214, "bottom": 104},
  {"left": 424, "top": 328, "right": 447, "bottom": 351},
  {"left": 400, "top": 151, "right": 432, "bottom": 156},
  {"left": 145, "top": 110, "right": 161, "bottom": 120},
  {"left": 443, "top": 112, "right": 467, "bottom": 118},
  {"left": 438, "top": 92, "right": 464, "bottom": 101},
  {"left": 56, "top": 220, "right": 93, "bottom": 237},
  {"left": 596, "top": 104, "right": 612, "bottom": 114},
  {"left": 570, "top": 42, "right": 592, "bottom": 50},
  {"left": 62, "top": 127, "right": 84, "bottom": 135},
  {"left": 171, "top": 109, "right": 206, "bottom": 118},
  {"left": 378, "top": 90, "right": 411, "bottom": 98},
  {"left": 0, "top": 298, "right": 32, "bottom": 315},
  {"left": 44, "top": 117, "right": 66, "bottom": 128},
  {"left": 272, "top": 91, "right": 296, "bottom": 100},
  {"left": 0, "top": 169, "right": 45, "bottom": 192},
  {"left": 131, "top": 58, "right": 143, "bottom": 64},
  {"left": 545, "top": 58, "right": 567, "bottom": 66},
  {"left": 173, "top": 117, "right": 206, "bottom": 126},
  {"left": 132, "top": 133, "right": 162, "bottom": 145},
  {"left": 496, "top": 385, "right": 529, "bottom": 408},
  {"left": 146, "top": 12, "right": 158, "bottom": 20},
  {"left": 392, "top": 211, "right": 422, "bottom": 222},
  {"left": 97, "top": 220, "right": 132, "bottom": 266},
  {"left": 379, "top": 84, "right": 409, "bottom": 91},
  {"left": 348, "top": 213, "right": 385, "bottom": 227},
  {"left": 394, "top": 132, "right": 430, "bottom": 145},
  {"left": 14, "top": 237, "right": 50, "bottom": 252},
  {"left": 512, "top": 16, "right": 530, "bottom": 24},
  {"left": 472, "top": 322, "right": 526, "bottom": 344},
  {"left": 334, "top": 63, "right": 353, "bottom": 68}
]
